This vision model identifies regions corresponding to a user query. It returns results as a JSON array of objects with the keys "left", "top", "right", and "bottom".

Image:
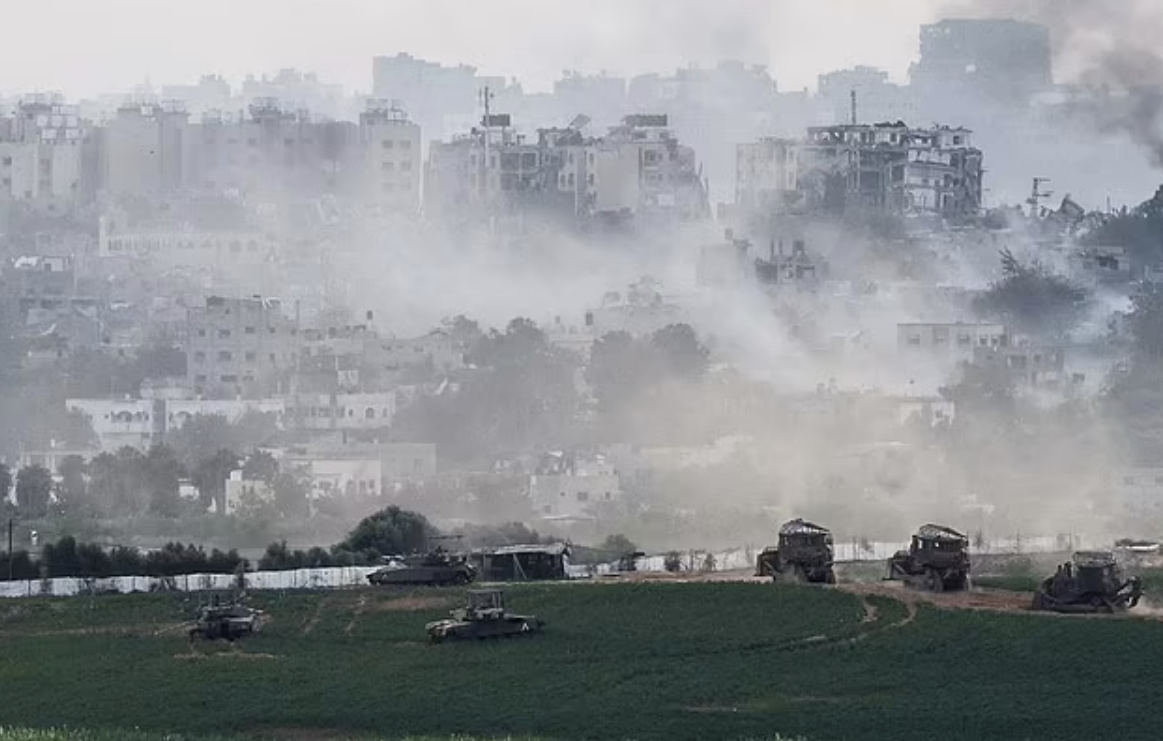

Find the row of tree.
[{"left": 0, "top": 538, "right": 246, "bottom": 581}]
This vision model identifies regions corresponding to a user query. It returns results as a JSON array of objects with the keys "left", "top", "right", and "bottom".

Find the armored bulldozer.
[
  {"left": 367, "top": 547, "right": 477, "bottom": 586},
  {"left": 188, "top": 598, "right": 262, "bottom": 642},
  {"left": 1031, "top": 551, "right": 1142, "bottom": 614},
  {"left": 426, "top": 589, "right": 545, "bottom": 643},
  {"left": 755, "top": 518, "right": 836, "bottom": 584},
  {"left": 887, "top": 523, "right": 970, "bottom": 592}
]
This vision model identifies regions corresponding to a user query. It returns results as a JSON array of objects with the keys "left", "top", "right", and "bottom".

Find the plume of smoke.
[{"left": 940, "top": 0, "right": 1163, "bottom": 168}]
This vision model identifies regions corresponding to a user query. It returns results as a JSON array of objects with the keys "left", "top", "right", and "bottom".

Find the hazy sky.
[{"left": 0, "top": 0, "right": 945, "bottom": 99}]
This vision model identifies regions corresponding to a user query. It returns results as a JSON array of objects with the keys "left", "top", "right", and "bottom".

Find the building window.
[
  {"left": 269, "top": 353, "right": 276, "bottom": 362},
  {"left": 1124, "top": 476, "right": 1136, "bottom": 485},
  {"left": 219, "top": 329, "right": 231, "bottom": 339},
  {"left": 198, "top": 329, "right": 206, "bottom": 337},
  {"left": 576, "top": 491, "right": 589, "bottom": 502},
  {"left": 218, "top": 351, "right": 232, "bottom": 361},
  {"left": 1, "top": 157, "right": 10, "bottom": 166},
  {"left": 245, "top": 352, "right": 256, "bottom": 362},
  {"left": 907, "top": 334, "right": 921, "bottom": 346},
  {"left": 365, "top": 407, "right": 375, "bottom": 419},
  {"left": 247, "top": 138, "right": 257, "bottom": 147},
  {"left": 382, "top": 140, "right": 394, "bottom": 149},
  {"left": 221, "top": 374, "right": 237, "bottom": 383},
  {"left": 400, "top": 140, "right": 411, "bottom": 150},
  {"left": 401, "top": 161, "right": 411, "bottom": 171},
  {"left": 194, "top": 374, "right": 207, "bottom": 383},
  {"left": 382, "top": 161, "right": 395, "bottom": 171},
  {"left": 245, "top": 326, "right": 256, "bottom": 334},
  {"left": 587, "top": 173, "right": 595, "bottom": 186},
  {"left": 194, "top": 351, "right": 206, "bottom": 362}
]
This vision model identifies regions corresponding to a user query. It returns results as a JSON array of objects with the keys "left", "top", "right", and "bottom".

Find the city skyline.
[{"left": 4, "top": 0, "right": 962, "bottom": 99}]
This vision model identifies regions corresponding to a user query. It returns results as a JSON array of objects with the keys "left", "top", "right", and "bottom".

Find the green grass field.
[{"left": 2, "top": 582, "right": 1163, "bottom": 741}]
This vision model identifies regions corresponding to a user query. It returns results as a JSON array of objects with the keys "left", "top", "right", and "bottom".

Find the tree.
[
  {"left": 272, "top": 467, "right": 311, "bottom": 520},
  {"left": 191, "top": 449, "right": 240, "bottom": 514},
  {"left": 15, "top": 464, "right": 53, "bottom": 517},
  {"left": 242, "top": 450, "right": 279, "bottom": 484},
  {"left": 650, "top": 324, "right": 710, "bottom": 382},
  {"left": 0, "top": 464, "right": 12, "bottom": 504},
  {"left": 972, "top": 249, "right": 1090, "bottom": 338},
  {"left": 600, "top": 533, "right": 638, "bottom": 556},
  {"left": 336, "top": 505, "right": 435, "bottom": 559},
  {"left": 143, "top": 444, "right": 184, "bottom": 517},
  {"left": 55, "top": 455, "right": 88, "bottom": 512}
]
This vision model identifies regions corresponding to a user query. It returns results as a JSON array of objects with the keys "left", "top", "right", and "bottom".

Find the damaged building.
[
  {"left": 424, "top": 113, "right": 709, "bottom": 227},
  {"left": 737, "top": 122, "right": 983, "bottom": 220}
]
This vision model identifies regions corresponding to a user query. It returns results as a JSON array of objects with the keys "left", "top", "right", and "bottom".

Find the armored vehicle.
[
  {"left": 1032, "top": 551, "right": 1142, "bottom": 613},
  {"left": 188, "top": 599, "right": 262, "bottom": 642},
  {"left": 755, "top": 518, "right": 836, "bottom": 584},
  {"left": 887, "top": 523, "right": 970, "bottom": 592},
  {"left": 367, "top": 547, "right": 477, "bottom": 586},
  {"left": 426, "top": 589, "right": 545, "bottom": 643}
]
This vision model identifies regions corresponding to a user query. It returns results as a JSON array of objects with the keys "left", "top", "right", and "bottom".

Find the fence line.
[{"left": 0, "top": 534, "right": 1090, "bottom": 598}]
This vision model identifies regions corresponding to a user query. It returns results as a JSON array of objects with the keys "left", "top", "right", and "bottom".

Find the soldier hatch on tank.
[
  {"left": 1031, "top": 551, "right": 1142, "bottom": 614},
  {"left": 755, "top": 518, "right": 836, "bottom": 584},
  {"left": 425, "top": 589, "right": 545, "bottom": 644},
  {"left": 886, "top": 523, "right": 971, "bottom": 592}
]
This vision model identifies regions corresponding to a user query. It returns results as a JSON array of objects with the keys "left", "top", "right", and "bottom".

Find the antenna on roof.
[{"left": 850, "top": 89, "right": 857, "bottom": 126}]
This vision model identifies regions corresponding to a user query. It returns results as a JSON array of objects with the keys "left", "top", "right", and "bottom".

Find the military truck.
[
  {"left": 887, "top": 523, "right": 970, "bottom": 592},
  {"left": 755, "top": 518, "right": 836, "bottom": 584},
  {"left": 366, "top": 547, "right": 477, "bottom": 586},
  {"left": 188, "top": 598, "right": 262, "bottom": 642},
  {"left": 1032, "top": 551, "right": 1142, "bottom": 613},
  {"left": 426, "top": 589, "right": 545, "bottom": 643}
]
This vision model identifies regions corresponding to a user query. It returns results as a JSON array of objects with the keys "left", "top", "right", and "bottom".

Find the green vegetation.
[{"left": 3, "top": 583, "right": 1163, "bottom": 740}]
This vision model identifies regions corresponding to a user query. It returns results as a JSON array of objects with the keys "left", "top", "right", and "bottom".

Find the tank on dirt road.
[
  {"left": 367, "top": 548, "right": 477, "bottom": 586},
  {"left": 188, "top": 598, "right": 262, "bottom": 642},
  {"left": 755, "top": 519, "right": 836, "bottom": 584},
  {"left": 426, "top": 589, "right": 545, "bottom": 643},
  {"left": 887, "top": 523, "right": 970, "bottom": 592},
  {"left": 1032, "top": 551, "right": 1142, "bottom": 614}
]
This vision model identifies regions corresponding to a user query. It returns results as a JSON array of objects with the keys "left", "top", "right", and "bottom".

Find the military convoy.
[
  {"left": 887, "top": 524, "right": 971, "bottom": 592},
  {"left": 188, "top": 597, "right": 262, "bottom": 642},
  {"left": 755, "top": 519, "right": 836, "bottom": 584},
  {"left": 425, "top": 589, "right": 545, "bottom": 643},
  {"left": 1031, "top": 551, "right": 1142, "bottom": 614},
  {"left": 366, "top": 548, "right": 477, "bottom": 586}
]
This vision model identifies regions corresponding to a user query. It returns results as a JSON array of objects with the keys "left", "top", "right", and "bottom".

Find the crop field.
[{"left": 3, "top": 581, "right": 1163, "bottom": 741}]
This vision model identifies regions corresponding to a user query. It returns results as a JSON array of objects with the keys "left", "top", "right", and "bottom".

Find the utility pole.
[
  {"left": 479, "top": 86, "right": 493, "bottom": 201},
  {"left": 850, "top": 88, "right": 857, "bottom": 126},
  {"left": 7, "top": 518, "right": 12, "bottom": 581}
]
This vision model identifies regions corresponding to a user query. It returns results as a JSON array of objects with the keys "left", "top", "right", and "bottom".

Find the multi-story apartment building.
[
  {"left": 357, "top": 100, "right": 422, "bottom": 213},
  {"left": 0, "top": 95, "right": 96, "bottom": 213},
  {"left": 185, "top": 295, "right": 300, "bottom": 399},
  {"left": 425, "top": 113, "right": 708, "bottom": 226},
  {"left": 738, "top": 122, "right": 984, "bottom": 219},
  {"left": 98, "top": 98, "right": 421, "bottom": 212}
]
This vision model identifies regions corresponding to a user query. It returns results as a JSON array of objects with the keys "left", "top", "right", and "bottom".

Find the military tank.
[
  {"left": 755, "top": 518, "right": 836, "bottom": 584},
  {"left": 886, "top": 523, "right": 970, "bottom": 592},
  {"left": 426, "top": 589, "right": 545, "bottom": 643},
  {"left": 188, "top": 598, "right": 262, "bottom": 642},
  {"left": 367, "top": 547, "right": 477, "bottom": 586},
  {"left": 1031, "top": 551, "right": 1142, "bottom": 614}
]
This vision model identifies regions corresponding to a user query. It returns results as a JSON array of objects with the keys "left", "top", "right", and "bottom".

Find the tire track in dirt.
[
  {"left": 343, "top": 594, "right": 367, "bottom": 636},
  {"left": 301, "top": 597, "right": 329, "bottom": 636}
]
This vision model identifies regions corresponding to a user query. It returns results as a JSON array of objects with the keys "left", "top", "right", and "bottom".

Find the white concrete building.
[
  {"left": 290, "top": 392, "right": 396, "bottom": 431},
  {"left": 66, "top": 399, "right": 161, "bottom": 452},
  {"left": 528, "top": 451, "right": 621, "bottom": 519}
]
